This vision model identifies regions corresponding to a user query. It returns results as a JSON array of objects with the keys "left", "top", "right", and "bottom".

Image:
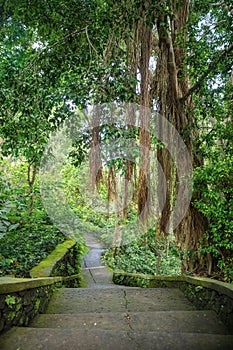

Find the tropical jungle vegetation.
[{"left": 0, "top": 0, "right": 232, "bottom": 282}]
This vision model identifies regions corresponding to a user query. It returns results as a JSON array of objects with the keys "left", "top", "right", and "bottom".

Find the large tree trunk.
[{"left": 155, "top": 1, "right": 208, "bottom": 273}]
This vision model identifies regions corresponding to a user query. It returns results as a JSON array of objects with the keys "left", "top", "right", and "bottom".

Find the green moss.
[
  {"left": 5, "top": 295, "right": 17, "bottom": 307},
  {"left": 30, "top": 239, "right": 76, "bottom": 277},
  {"left": 195, "top": 285, "right": 204, "bottom": 292},
  {"left": 15, "top": 302, "right": 21, "bottom": 312},
  {"left": 7, "top": 311, "right": 16, "bottom": 321},
  {"left": 19, "top": 317, "right": 24, "bottom": 326},
  {"left": 35, "top": 299, "right": 40, "bottom": 312},
  {"left": 5, "top": 295, "right": 21, "bottom": 309}
]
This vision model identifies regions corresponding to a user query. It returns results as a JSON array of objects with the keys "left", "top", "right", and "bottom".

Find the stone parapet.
[
  {"left": 0, "top": 239, "right": 82, "bottom": 334},
  {"left": 113, "top": 272, "right": 233, "bottom": 331}
]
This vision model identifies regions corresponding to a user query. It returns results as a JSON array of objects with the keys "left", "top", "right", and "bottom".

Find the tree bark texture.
[
  {"left": 138, "top": 10, "right": 152, "bottom": 226},
  {"left": 155, "top": 0, "right": 208, "bottom": 272}
]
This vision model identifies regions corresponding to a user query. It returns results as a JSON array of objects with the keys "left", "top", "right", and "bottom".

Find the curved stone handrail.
[{"left": 113, "top": 272, "right": 233, "bottom": 331}]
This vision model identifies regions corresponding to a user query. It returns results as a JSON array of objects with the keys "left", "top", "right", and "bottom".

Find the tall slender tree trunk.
[
  {"left": 27, "top": 163, "right": 37, "bottom": 216},
  {"left": 123, "top": 104, "right": 136, "bottom": 219},
  {"left": 89, "top": 105, "right": 103, "bottom": 190},
  {"left": 137, "top": 10, "right": 152, "bottom": 226}
]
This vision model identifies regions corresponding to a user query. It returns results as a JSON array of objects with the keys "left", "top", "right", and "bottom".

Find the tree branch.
[
  {"left": 181, "top": 43, "right": 233, "bottom": 102},
  {"left": 15, "top": 26, "right": 88, "bottom": 77},
  {"left": 85, "top": 26, "right": 99, "bottom": 57}
]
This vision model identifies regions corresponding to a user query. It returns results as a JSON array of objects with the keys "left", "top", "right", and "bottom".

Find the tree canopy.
[{"left": 0, "top": 0, "right": 232, "bottom": 281}]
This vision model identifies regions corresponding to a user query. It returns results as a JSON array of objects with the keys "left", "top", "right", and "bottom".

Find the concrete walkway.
[
  {"left": 0, "top": 234, "right": 233, "bottom": 349},
  {"left": 81, "top": 233, "right": 114, "bottom": 287}
]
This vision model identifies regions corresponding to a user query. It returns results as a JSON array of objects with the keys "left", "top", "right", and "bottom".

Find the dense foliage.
[
  {"left": 0, "top": 1, "right": 232, "bottom": 282},
  {"left": 0, "top": 159, "right": 65, "bottom": 276},
  {"left": 193, "top": 83, "right": 233, "bottom": 281},
  {"left": 102, "top": 229, "right": 182, "bottom": 276}
]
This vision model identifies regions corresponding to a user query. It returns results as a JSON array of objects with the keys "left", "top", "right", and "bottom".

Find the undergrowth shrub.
[{"left": 102, "top": 229, "right": 182, "bottom": 276}]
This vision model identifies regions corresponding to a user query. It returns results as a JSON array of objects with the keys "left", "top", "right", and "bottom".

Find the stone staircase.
[{"left": 0, "top": 234, "right": 232, "bottom": 350}]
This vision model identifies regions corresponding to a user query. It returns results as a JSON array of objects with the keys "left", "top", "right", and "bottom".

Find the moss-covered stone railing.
[
  {"left": 30, "top": 238, "right": 80, "bottom": 278},
  {"left": 113, "top": 272, "right": 233, "bottom": 332},
  {"left": 0, "top": 238, "right": 83, "bottom": 334}
]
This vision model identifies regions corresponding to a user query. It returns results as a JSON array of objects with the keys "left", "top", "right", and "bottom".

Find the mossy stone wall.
[
  {"left": 30, "top": 239, "right": 81, "bottom": 278},
  {"left": 113, "top": 272, "right": 233, "bottom": 331},
  {"left": 0, "top": 281, "right": 61, "bottom": 334},
  {"left": 0, "top": 239, "right": 83, "bottom": 334}
]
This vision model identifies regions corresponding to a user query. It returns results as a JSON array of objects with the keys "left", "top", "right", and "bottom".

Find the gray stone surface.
[
  {"left": 81, "top": 233, "right": 114, "bottom": 287},
  {"left": 0, "top": 233, "right": 232, "bottom": 350},
  {"left": 82, "top": 233, "right": 105, "bottom": 268},
  {"left": 45, "top": 287, "right": 195, "bottom": 313},
  {"left": 82, "top": 266, "right": 113, "bottom": 286},
  {"left": 31, "top": 310, "right": 228, "bottom": 334},
  {"left": 1, "top": 328, "right": 233, "bottom": 350}
]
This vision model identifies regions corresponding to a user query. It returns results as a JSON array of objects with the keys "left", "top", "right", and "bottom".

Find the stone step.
[
  {"left": 81, "top": 267, "right": 114, "bottom": 286},
  {"left": 46, "top": 287, "right": 195, "bottom": 314},
  {"left": 1, "top": 328, "right": 233, "bottom": 350},
  {"left": 31, "top": 310, "right": 229, "bottom": 334}
]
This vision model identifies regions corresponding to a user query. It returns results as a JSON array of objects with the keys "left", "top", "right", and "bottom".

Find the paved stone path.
[
  {"left": 0, "top": 233, "right": 233, "bottom": 349},
  {"left": 81, "top": 233, "right": 114, "bottom": 287}
]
